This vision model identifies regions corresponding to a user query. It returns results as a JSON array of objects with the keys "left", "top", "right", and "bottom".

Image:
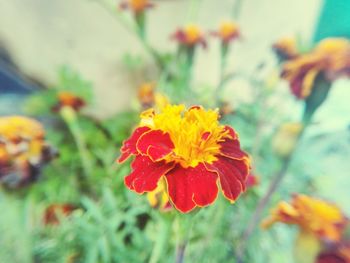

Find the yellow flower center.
[
  {"left": 184, "top": 25, "right": 202, "bottom": 45},
  {"left": 140, "top": 105, "right": 228, "bottom": 168},
  {"left": 219, "top": 21, "right": 238, "bottom": 39},
  {"left": 129, "top": 0, "right": 149, "bottom": 12}
]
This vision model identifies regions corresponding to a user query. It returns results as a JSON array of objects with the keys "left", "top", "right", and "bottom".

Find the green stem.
[
  {"left": 232, "top": 0, "right": 244, "bottom": 20},
  {"left": 94, "top": 0, "right": 163, "bottom": 69},
  {"left": 216, "top": 43, "right": 229, "bottom": 102},
  {"left": 236, "top": 122, "right": 309, "bottom": 263},
  {"left": 186, "top": 0, "right": 201, "bottom": 22},
  {"left": 149, "top": 215, "right": 171, "bottom": 263},
  {"left": 174, "top": 212, "right": 196, "bottom": 263},
  {"left": 60, "top": 107, "right": 93, "bottom": 180}
]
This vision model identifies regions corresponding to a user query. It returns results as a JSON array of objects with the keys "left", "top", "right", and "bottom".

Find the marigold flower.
[
  {"left": 53, "top": 91, "right": 86, "bottom": 112},
  {"left": 273, "top": 37, "right": 299, "bottom": 60},
  {"left": 0, "top": 116, "right": 56, "bottom": 188},
  {"left": 281, "top": 38, "right": 350, "bottom": 99},
  {"left": 137, "top": 82, "right": 169, "bottom": 110},
  {"left": 118, "top": 104, "right": 250, "bottom": 213},
  {"left": 172, "top": 24, "right": 207, "bottom": 48},
  {"left": 44, "top": 204, "right": 78, "bottom": 225},
  {"left": 262, "top": 194, "right": 348, "bottom": 242},
  {"left": 120, "top": 0, "right": 154, "bottom": 14},
  {"left": 213, "top": 21, "right": 240, "bottom": 44}
]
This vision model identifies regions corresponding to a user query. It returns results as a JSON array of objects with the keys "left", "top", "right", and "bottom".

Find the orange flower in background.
[
  {"left": 52, "top": 91, "right": 86, "bottom": 112},
  {"left": 118, "top": 104, "right": 250, "bottom": 213},
  {"left": 213, "top": 21, "right": 240, "bottom": 44},
  {"left": 44, "top": 204, "right": 78, "bottom": 225},
  {"left": 0, "top": 116, "right": 56, "bottom": 188},
  {"left": 273, "top": 37, "right": 299, "bottom": 60},
  {"left": 120, "top": 0, "right": 154, "bottom": 14},
  {"left": 262, "top": 194, "right": 348, "bottom": 242},
  {"left": 281, "top": 38, "right": 350, "bottom": 99},
  {"left": 137, "top": 82, "right": 169, "bottom": 110},
  {"left": 172, "top": 24, "right": 207, "bottom": 48}
]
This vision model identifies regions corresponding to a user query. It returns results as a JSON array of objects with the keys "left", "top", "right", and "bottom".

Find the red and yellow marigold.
[
  {"left": 0, "top": 116, "right": 56, "bottom": 188},
  {"left": 273, "top": 37, "right": 299, "bottom": 60},
  {"left": 120, "top": 0, "right": 154, "bottom": 14},
  {"left": 172, "top": 25, "right": 207, "bottom": 48},
  {"left": 118, "top": 104, "right": 250, "bottom": 213},
  {"left": 281, "top": 38, "right": 350, "bottom": 99},
  {"left": 213, "top": 21, "right": 240, "bottom": 44},
  {"left": 262, "top": 194, "right": 348, "bottom": 242},
  {"left": 137, "top": 82, "right": 169, "bottom": 110},
  {"left": 52, "top": 91, "right": 86, "bottom": 112}
]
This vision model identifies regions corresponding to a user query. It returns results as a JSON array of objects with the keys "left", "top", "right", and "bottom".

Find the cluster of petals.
[
  {"left": 212, "top": 21, "right": 240, "bottom": 44},
  {"left": 262, "top": 194, "right": 348, "bottom": 242},
  {"left": 272, "top": 37, "right": 299, "bottom": 60},
  {"left": 0, "top": 116, "right": 56, "bottom": 188},
  {"left": 281, "top": 38, "right": 350, "bottom": 99},
  {"left": 118, "top": 104, "right": 250, "bottom": 213},
  {"left": 172, "top": 24, "right": 207, "bottom": 49},
  {"left": 120, "top": 0, "right": 154, "bottom": 14},
  {"left": 137, "top": 82, "right": 169, "bottom": 110},
  {"left": 316, "top": 243, "right": 350, "bottom": 263},
  {"left": 52, "top": 91, "right": 86, "bottom": 112}
]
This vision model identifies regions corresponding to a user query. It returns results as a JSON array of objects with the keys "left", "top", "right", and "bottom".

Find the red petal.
[
  {"left": 219, "top": 126, "right": 248, "bottom": 160},
  {"left": 223, "top": 125, "right": 238, "bottom": 140},
  {"left": 219, "top": 138, "right": 248, "bottom": 160},
  {"left": 125, "top": 155, "right": 175, "bottom": 194},
  {"left": 205, "top": 156, "right": 249, "bottom": 202},
  {"left": 165, "top": 164, "right": 218, "bottom": 213},
  {"left": 118, "top": 126, "right": 150, "bottom": 163},
  {"left": 136, "top": 129, "right": 174, "bottom": 161}
]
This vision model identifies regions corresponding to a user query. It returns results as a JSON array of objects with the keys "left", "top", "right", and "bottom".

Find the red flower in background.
[
  {"left": 120, "top": 0, "right": 154, "bottom": 14},
  {"left": 172, "top": 25, "right": 207, "bottom": 49},
  {"left": 281, "top": 38, "right": 350, "bottom": 99},
  {"left": 118, "top": 104, "right": 250, "bottom": 213},
  {"left": 52, "top": 91, "right": 86, "bottom": 112},
  {"left": 212, "top": 21, "right": 240, "bottom": 44}
]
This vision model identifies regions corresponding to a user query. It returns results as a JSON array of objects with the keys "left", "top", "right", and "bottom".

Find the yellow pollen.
[{"left": 140, "top": 105, "right": 229, "bottom": 168}]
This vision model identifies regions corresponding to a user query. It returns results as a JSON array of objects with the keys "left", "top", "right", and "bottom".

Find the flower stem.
[
  {"left": 94, "top": 0, "right": 163, "bottom": 69},
  {"left": 216, "top": 43, "right": 229, "bottom": 102},
  {"left": 174, "top": 212, "right": 196, "bottom": 263},
  {"left": 60, "top": 107, "right": 93, "bottom": 192},
  {"left": 175, "top": 242, "right": 187, "bottom": 263},
  {"left": 149, "top": 215, "right": 171, "bottom": 263},
  {"left": 236, "top": 123, "right": 308, "bottom": 262}
]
